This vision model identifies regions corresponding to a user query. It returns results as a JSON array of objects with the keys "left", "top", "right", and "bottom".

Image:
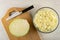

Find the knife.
[{"left": 6, "top": 5, "right": 34, "bottom": 21}]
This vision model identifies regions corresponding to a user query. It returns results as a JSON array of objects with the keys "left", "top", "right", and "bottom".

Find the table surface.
[{"left": 0, "top": 0, "right": 60, "bottom": 40}]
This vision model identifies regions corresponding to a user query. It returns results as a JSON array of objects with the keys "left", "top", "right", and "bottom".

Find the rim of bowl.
[{"left": 33, "top": 7, "right": 59, "bottom": 33}]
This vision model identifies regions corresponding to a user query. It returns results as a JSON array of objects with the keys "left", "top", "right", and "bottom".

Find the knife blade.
[{"left": 6, "top": 5, "right": 34, "bottom": 21}]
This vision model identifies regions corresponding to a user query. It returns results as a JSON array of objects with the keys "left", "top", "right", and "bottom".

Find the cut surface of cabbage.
[{"left": 9, "top": 19, "right": 30, "bottom": 37}]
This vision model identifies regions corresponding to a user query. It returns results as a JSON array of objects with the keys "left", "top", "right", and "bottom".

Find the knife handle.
[{"left": 22, "top": 5, "right": 34, "bottom": 13}]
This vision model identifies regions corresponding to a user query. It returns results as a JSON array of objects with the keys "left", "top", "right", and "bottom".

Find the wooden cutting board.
[{"left": 2, "top": 7, "right": 41, "bottom": 40}]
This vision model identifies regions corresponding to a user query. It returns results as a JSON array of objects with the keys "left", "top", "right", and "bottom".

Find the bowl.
[{"left": 33, "top": 7, "right": 59, "bottom": 33}]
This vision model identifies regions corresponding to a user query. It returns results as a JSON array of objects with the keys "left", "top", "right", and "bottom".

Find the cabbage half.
[{"left": 9, "top": 19, "right": 30, "bottom": 37}]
